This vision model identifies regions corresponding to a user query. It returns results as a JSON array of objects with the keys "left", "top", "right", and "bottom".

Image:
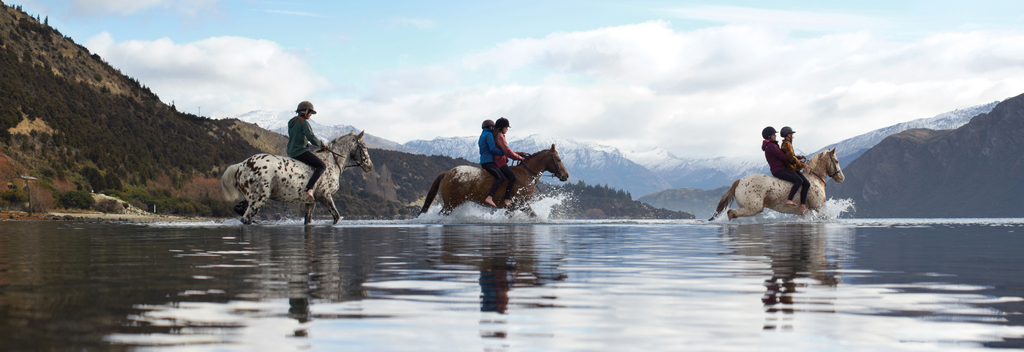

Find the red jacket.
[
  {"left": 494, "top": 132, "right": 523, "bottom": 167},
  {"left": 763, "top": 139, "right": 789, "bottom": 175}
]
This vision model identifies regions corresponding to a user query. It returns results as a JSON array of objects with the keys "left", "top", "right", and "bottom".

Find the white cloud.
[
  {"left": 387, "top": 16, "right": 437, "bottom": 29},
  {"left": 66, "top": 0, "right": 220, "bottom": 17},
  {"left": 663, "top": 5, "right": 892, "bottom": 33},
  {"left": 325, "top": 21, "right": 1024, "bottom": 158},
  {"left": 84, "top": 32, "right": 328, "bottom": 118}
]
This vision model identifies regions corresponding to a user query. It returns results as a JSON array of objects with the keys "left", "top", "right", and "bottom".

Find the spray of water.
[
  {"left": 707, "top": 198, "right": 856, "bottom": 224},
  {"left": 412, "top": 193, "right": 572, "bottom": 224}
]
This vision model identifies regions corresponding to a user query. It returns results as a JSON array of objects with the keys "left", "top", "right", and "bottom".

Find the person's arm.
[
  {"left": 781, "top": 142, "right": 804, "bottom": 168},
  {"left": 496, "top": 134, "right": 523, "bottom": 161},
  {"left": 485, "top": 133, "right": 503, "bottom": 156},
  {"left": 302, "top": 121, "right": 324, "bottom": 148}
]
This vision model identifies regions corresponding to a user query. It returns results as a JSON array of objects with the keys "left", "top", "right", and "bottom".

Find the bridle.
[
  {"left": 517, "top": 152, "right": 564, "bottom": 179},
  {"left": 811, "top": 154, "right": 840, "bottom": 184},
  {"left": 323, "top": 140, "right": 369, "bottom": 170}
]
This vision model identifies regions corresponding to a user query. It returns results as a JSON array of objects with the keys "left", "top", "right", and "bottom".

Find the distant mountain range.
[
  {"left": 827, "top": 93, "right": 1024, "bottom": 218},
  {"left": 812, "top": 101, "right": 1000, "bottom": 167},
  {"left": 228, "top": 100, "right": 1003, "bottom": 199}
]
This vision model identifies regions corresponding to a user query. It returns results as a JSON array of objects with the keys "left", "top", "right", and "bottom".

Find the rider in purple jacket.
[{"left": 762, "top": 126, "right": 808, "bottom": 214}]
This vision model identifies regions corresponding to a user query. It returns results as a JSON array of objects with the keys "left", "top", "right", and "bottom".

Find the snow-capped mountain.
[
  {"left": 623, "top": 148, "right": 767, "bottom": 190},
  {"left": 812, "top": 101, "right": 999, "bottom": 167},
  {"left": 229, "top": 110, "right": 409, "bottom": 151},
  {"left": 402, "top": 133, "right": 672, "bottom": 197},
  {"left": 624, "top": 101, "right": 1001, "bottom": 190}
]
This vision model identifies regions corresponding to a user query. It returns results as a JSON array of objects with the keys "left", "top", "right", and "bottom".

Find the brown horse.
[{"left": 420, "top": 144, "right": 570, "bottom": 217}]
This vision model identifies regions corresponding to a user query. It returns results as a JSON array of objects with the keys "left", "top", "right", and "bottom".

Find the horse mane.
[
  {"left": 329, "top": 131, "right": 358, "bottom": 146},
  {"left": 803, "top": 149, "right": 834, "bottom": 177}
]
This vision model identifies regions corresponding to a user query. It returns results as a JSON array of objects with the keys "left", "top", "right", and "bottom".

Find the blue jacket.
[{"left": 478, "top": 128, "right": 504, "bottom": 164}]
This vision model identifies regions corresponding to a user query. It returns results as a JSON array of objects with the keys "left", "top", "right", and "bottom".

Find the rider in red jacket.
[{"left": 762, "top": 126, "right": 808, "bottom": 214}]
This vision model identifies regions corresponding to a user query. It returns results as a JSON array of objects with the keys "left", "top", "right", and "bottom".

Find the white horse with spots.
[
  {"left": 221, "top": 131, "right": 373, "bottom": 225},
  {"left": 711, "top": 148, "right": 844, "bottom": 220}
]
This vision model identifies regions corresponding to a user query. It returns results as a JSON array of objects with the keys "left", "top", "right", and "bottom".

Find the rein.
[
  {"left": 324, "top": 145, "right": 364, "bottom": 170},
  {"left": 808, "top": 155, "right": 838, "bottom": 184}
]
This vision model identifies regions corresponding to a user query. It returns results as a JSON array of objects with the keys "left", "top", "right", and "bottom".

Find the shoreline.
[{"left": 1, "top": 210, "right": 213, "bottom": 223}]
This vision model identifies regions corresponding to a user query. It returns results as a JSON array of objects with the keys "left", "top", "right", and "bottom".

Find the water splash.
[
  {"left": 412, "top": 193, "right": 571, "bottom": 224},
  {"left": 706, "top": 198, "right": 855, "bottom": 224}
]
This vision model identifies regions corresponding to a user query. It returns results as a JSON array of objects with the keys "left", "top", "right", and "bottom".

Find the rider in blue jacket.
[{"left": 478, "top": 119, "right": 506, "bottom": 207}]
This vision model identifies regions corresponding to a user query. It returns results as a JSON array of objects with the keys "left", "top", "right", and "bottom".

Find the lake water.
[{"left": 2, "top": 214, "right": 1024, "bottom": 351}]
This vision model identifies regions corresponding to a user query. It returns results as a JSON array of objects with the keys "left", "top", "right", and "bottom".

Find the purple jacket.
[{"left": 762, "top": 139, "right": 788, "bottom": 175}]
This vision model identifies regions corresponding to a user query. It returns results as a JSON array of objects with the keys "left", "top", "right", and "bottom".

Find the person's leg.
[
  {"left": 482, "top": 163, "right": 504, "bottom": 206},
  {"left": 294, "top": 152, "right": 326, "bottom": 198},
  {"left": 796, "top": 172, "right": 810, "bottom": 205},
  {"left": 796, "top": 172, "right": 810, "bottom": 213},
  {"left": 773, "top": 169, "right": 802, "bottom": 205},
  {"left": 498, "top": 165, "right": 517, "bottom": 204}
]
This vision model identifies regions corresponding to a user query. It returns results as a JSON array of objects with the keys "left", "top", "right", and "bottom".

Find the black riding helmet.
[
  {"left": 495, "top": 117, "right": 510, "bottom": 130},
  {"left": 762, "top": 126, "right": 777, "bottom": 140},
  {"left": 482, "top": 119, "right": 495, "bottom": 129},
  {"left": 780, "top": 126, "right": 795, "bottom": 137}
]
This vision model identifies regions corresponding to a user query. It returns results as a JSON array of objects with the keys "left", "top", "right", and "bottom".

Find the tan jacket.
[{"left": 781, "top": 140, "right": 805, "bottom": 172}]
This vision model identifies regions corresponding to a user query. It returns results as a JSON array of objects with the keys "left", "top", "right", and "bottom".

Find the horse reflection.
[
  {"left": 424, "top": 225, "right": 567, "bottom": 343},
  {"left": 721, "top": 224, "right": 843, "bottom": 330}
]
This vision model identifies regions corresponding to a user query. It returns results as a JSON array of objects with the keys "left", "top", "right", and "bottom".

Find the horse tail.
[
  {"left": 420, "top": 173, "right": 445, "bottom": 214},
  {"left": 710, "top": 179, "right": 740, "bottom": 220},
  {"left": 221, "top": 163, "right": 243, "bottom": 201}
]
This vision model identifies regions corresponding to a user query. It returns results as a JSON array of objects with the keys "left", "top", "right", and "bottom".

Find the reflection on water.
[{"left": 1, "top": 219, "right": 1024, "bottom": 351}]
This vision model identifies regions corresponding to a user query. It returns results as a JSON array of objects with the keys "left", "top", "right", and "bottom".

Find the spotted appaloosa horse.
[
  {"left": 419, "top": 144, "right": 570, "bottom": 217},
  {"left": 221, "top": 131, "right": 373, "bottom": 225},
  {"left": 711, "top": 148, "right": 845, "bottom": 220}
]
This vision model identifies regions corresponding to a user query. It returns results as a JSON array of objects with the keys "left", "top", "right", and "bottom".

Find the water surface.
[{"left": 2, "top": 218, "right": 1024, "bottom": 351}]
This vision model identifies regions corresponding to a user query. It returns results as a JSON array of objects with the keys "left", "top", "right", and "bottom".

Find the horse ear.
[
  {"left": 550, "top": 144, "right": 556, "bottom": 151},
  {"left": 358, "top": 131, "right": 365, "bottom": 139},
  {"left": 830, "top": 147, "right": 836, "bottom": 155}
]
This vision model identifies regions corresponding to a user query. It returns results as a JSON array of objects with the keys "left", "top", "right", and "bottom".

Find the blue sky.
[{"left": 16, "top": 0, "right": 1024, "bottom": 158}]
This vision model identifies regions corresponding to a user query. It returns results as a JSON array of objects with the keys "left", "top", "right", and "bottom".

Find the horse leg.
[
  {"left": 241, "top": 199, "right": 264, "bottom": 225},
  {"left": 233, "top": 201, "right": 249, "bottom": 216},
  {"left": 321, "top": 195, "right": 342, "bottom": 224},
  {"left": 521, "top": 204, "right": 537, "bottom": 218},
  {"left": 304, "top": 203, "right": 315, "bottom": 225},
  {"left": 728, "top": 203, "right": 765, "bottom": 220}
]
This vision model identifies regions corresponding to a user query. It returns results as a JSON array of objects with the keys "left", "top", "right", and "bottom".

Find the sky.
[{"left": 15, "top": 0, "right": 1024, "bottom": 159}]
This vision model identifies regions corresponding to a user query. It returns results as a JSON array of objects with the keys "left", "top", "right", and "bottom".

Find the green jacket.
[{"left": 286, "top": 116, "right": 324, "bottom": 157}]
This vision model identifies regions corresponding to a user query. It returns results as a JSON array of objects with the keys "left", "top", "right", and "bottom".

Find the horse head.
[
  {"left": 327, "top": 131, "right": 373, "bottom": 173},
  {"left": 538, "top": 144, "right": 570, "bottom": 181},
  {"left": 809, "top": 148, "right": 844, "bottom": 183}
]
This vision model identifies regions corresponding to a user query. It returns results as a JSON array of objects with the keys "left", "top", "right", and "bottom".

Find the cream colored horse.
[{"left": 712, "top": 148, "right": 844, "bottom": 220}]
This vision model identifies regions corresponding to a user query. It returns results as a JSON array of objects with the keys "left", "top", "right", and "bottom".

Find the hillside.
[
  {"left": 637, "top": 186, "right": 730, "bottom": 220},
  {"left": 828, "top": 93, "right": 1024, "bottom": 218},
  {"left": 540, "top": 181, "right": 694, "bottom": 219},
  {"left": 812, "top": 101, "right": 999, "bottom": 167},
  {"left": 0, "top": 4, "right": 258, "bottom": 193}
]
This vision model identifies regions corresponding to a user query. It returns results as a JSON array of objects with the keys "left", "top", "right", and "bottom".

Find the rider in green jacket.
[{"left": 288, "top": 101, "right": 326, "bottom": 200}]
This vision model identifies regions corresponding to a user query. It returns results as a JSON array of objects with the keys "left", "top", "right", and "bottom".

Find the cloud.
[
  {"left": 84, "top": 32, "right": 328, "bottom": 118},
  {"left": 255, "top": 9, "right": 327, "bottom": 18},
  {"left": 386, "top": 16, "right": 437, "bottom": 29},
  {"left": 663, "top": 5, "right": 892, "bottom": 33},
  {"left": 64, "top": 0, "right": 220, "bottom": 17},
  {"left": 328, "top": 21, "right": 1024, "bottom": 158}
]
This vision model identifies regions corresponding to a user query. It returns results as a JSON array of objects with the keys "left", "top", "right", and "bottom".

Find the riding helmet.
[
  {"left": 495, "top": 117, "right": 510, "bottom": 130},
  {"left": 762, "top": 126, "right": 777, "bottom": 140},
  {"left": 780, "top": 126, "right": 795, "bottom": 137},
  {"left": 295, "top": 101, "right": 317, "bottom": 114},
  {"left": 482, "top": 119, "right": 495, "bottom": 129}
]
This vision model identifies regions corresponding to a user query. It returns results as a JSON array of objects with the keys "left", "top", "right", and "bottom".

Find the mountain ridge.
[{"left": 826, "top": 93, "right": 1024, "bottom": 218}]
